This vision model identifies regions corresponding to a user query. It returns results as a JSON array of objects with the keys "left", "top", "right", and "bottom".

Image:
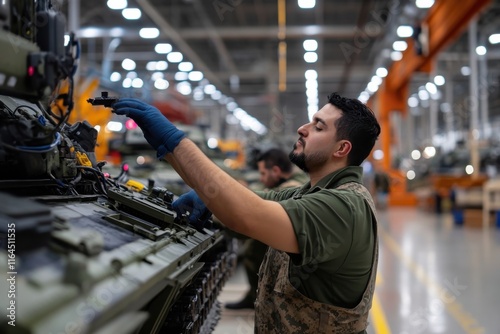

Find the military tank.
[{"left": 0, "top": 2, "right": 235, "bottom": 333}]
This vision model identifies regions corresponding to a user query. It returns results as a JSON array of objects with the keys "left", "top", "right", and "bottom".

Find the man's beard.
[
  {"left": 289, "top": 141, "right": 328, "bottom": 173},
  {"left": 289, "top": 150, "right": 308, "bottom": 172},
  {"left": 289, "top": 139, "right": 309, "bottom": 172}
]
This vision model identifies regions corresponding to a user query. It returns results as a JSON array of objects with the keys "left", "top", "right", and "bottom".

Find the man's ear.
[
  {"left": 271, "top": 165, "right": 282, "bottom": 175},
  {"left": 333, "top": 140, "right": 352, "bottom": 158}
]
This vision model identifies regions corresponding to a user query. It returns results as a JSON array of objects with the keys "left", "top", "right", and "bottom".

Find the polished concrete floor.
[{"left": 213, "top": 207, "right": 500, "bottom": 334}]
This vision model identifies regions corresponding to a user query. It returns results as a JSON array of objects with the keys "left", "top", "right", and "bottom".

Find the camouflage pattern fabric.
[
  {"left": 255, "top": 182, "right": 378, "bottom": 333},
  {"left": 243, "top": 174, "right": 306, "bottom": 302},
  {"left": 276, "top": 172, "right": 308, "bottom": 191}
]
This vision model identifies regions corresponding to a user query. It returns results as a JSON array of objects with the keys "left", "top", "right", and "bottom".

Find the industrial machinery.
[{"left": 0, "top": 2, "right": 235, "bottom": 333}]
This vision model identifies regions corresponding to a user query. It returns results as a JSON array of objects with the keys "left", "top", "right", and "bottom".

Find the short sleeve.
[
  {"left": 279, "top": 189, "right": 355, "bottom": 267},
  {"left": 255, "top": 187, "right": 301, "bottom": 201}
]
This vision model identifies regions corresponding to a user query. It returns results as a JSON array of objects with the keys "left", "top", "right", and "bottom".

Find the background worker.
[
  {"left": 256, "top": 148, "right": 308, "bottom": 191},
  {"left": 112, "top": 92, "right": 381, "bottom": 333},
  {"left": 225, "top": 147, "right": 307, "bottom": 310}
]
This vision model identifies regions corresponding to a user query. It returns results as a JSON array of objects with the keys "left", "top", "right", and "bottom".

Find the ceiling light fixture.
[
  {"left": 204, "top": 84, "right": 216, "bottom": 95},
  {"left": 304, "top": 52, "right": 318, "bottom": 63},
  {"left": 126, "top": 71, "right": 137, "bottom": 79},
  {"left": 155, "top": 43, "right": 172, "bottom": 54},
  {"left": 151, "top": 72, "right": 163, "bottom": 81},
  {"left": 376, "top": 67, "right": 388, "bottom": 77},
  {"left": 304, "top": 69, "right": 318, "bottom": 80},
  {"left": 121, "top": 58, "right": 136, "bottom": 71},
  {"left": 107, "top": 0, "right": 127, "bottom": 10},
  {"left": 132, "top": 78, "right": 144, "bottom": 88},
  {"left": 416, "top": 0, "right": 434, "bottom": 9},
  {"left": 367, "top": 82, "right": 379, "bottom": 93},
  {"left": 167, "top": 52, "right": 183, "bottom": 63},
  {"left": 193, "top": 89, "right": 204, "bottom": 101},
  {"left": 176, "top": 82, "right": 192, "bottom": 96},
  {"left": 178, "top": 62, "right": 194, "bottom": 72},
  {"left": 154, "top": 79, "right": 169, "bottom": 90},
  {"left": 408, "top": 96, "right": 419, "bottom": 107},
  {"left": 298, "top": 0, "right": 316, "bottom": 9},
  {"left": 397, "top": 25, "right": 414, "bottom": 38},
  {"left": 393, "top": 41, "right": 408, "bottom": 51},
  {"left": 411, "top": 150, "right": 421, "bottom": 160},
  {"left": 489, "top": 33, "right": 500, "bottom": 44},
  {"left": 122, "top": 78, "right": 132, "bottom": 88},
  {"left": 146, "top": 61, "right": 157, "bottom": 71},
  {"left": 418, "top": 90, "right": 430, "bottom": 100},
  {"left": 227, "top": 102, "right": 238, "bottom": 111},
  {"left": 188, "top": 71, "right": 204, "bottom": 81},
  {"left": 211, "top": 91, "right": 222, "bottom": 100},
  {"left": 391, "top": 51, "right": 403, "bottom": 61},
  {"left": 139, "top": 28, "right": 160, "bottom": 39},
  {"left": 433, "top": 75, "right": 445, "bottom": 86},
  {"left": 359, "top": 92, "right": 369, "bottom": 101},
  {"left": 110, "top": 72, "right": 121, "bottom": 82},
  {"left": 425, "top": 82, "right": 437, "bottom": 94},
  {"left": 306, "top": 89, "right": 318, "bottom": 98},
  {"left": 307, "top": 97, "right": 319, "bottom": 105},
  {"left": 153, "top": 61, "right": 167, "bottom": 71},
  {"left": 305, "top": 80, "right": 318, "bottom": 90},
  {"left": 122, "top": 8, "right": 141, "bottom": 20},
  {"left": 371, "top": 76, "right": 382, "bottom": 86},
  {"left": 174, "top": 72, "right": 189, "bottom": 81},
  {"left": 476, "top": 46, "right": 487, "bottom": 55},
  {"left": 303, "top": 39, "right": 318, "bottom": 51}
]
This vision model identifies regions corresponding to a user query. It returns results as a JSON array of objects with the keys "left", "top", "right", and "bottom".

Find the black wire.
[
  {"left": 105, "top": 177, "right": 119, "bottom": 188},
  {"left": 79, "top": 166, "right": 108, "bottom": 195},
  {"left": 68, "top": 171, "right": 82, "bottom": 196},
  {"left": 45, "top": 107, "right": 63, "bottom": 121},
  {"left": 50, "top": 77, "right": 74, "bottom": 138},
  {"left": 36, "top": 101, "right": 58, "bottom": 126},
  {"left": 47, "top": 81, "right": 64, "bottom": 121},
  {"left": 12, "top": 104, "right": 41, "bottom": 115},
  {"left": 48, "top": 172, "right": 74, "bottom": 195},
  {"left": 6, "top": 103, "right": 61, "bottom": 144},
  {"left": 69, "top": 170, "right": 82, "bottom": 186},
  {"left": 91, "top": 184, "right": 99, "bottom": 194}
]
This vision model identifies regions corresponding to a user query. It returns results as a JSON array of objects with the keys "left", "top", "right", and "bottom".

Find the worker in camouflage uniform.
[
  {"left": 113, "top": 92, "right": 381, "bottom": 333},
  {"left": 226, "top": 148, "right": 307, "bottom": 310}
]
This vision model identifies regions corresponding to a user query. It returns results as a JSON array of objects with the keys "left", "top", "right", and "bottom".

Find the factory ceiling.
[{"left": 65, "top": 0, "right": 499, "bottom": 142}]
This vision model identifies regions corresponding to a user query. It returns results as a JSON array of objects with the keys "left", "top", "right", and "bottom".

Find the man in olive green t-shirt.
[{"left": 113, "top": 92, "right": 381, "bottom": 333}]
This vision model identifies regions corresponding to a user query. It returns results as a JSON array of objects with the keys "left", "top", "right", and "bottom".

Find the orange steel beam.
[
  {"left": 373, "top": 0, "right": 491, "bottom": 205},
  {"left": 378, "top": 81, "right": 408, "bottom": 170},
  {"left": 278, "top": 0, "right": 286, "bottom": 92},
  {"left": 386, "top": 0, "right": 492, "bottom": 93},
  {"left": 378, "top": 0, "right": 492, "bottom": 171}
]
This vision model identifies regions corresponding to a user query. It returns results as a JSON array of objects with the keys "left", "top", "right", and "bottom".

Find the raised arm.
[{"left": 113, "top": 98, "right": 298, "bottom": 253}]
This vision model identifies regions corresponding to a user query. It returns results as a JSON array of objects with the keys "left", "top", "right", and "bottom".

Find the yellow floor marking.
[
  {"left": 379, "top": 228, "right": 485, "bottom": 334},
  {"left": 376, "top": 272, "right": 383, "bottom": 286},
  {"left": 371, "top": 291, "right": 392, "bottom": 334}
]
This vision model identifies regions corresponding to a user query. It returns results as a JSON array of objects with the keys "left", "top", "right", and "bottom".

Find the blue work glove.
[
  {"left": 112, "top": 98, "right": 185, "bottom": 159},
  {"left": 172, "top": 189, "right": 212, "bottom": 229}
]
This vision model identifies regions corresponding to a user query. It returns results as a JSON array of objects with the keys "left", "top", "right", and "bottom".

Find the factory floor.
[{"left": 213, "top": 207, "right": 500, "bottom": 334}]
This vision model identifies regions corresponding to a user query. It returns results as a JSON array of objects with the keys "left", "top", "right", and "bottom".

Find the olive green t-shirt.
[{"left": 257, "top": 166, "right": 376, "bottom": 308}]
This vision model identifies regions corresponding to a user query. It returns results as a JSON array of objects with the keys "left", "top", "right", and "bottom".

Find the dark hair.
[
  {"left": 257, "top": 148, "right": 293, "bottom": 173},
  {"left": 328, "top": 92, "right": 381, "bottom": 166}
]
